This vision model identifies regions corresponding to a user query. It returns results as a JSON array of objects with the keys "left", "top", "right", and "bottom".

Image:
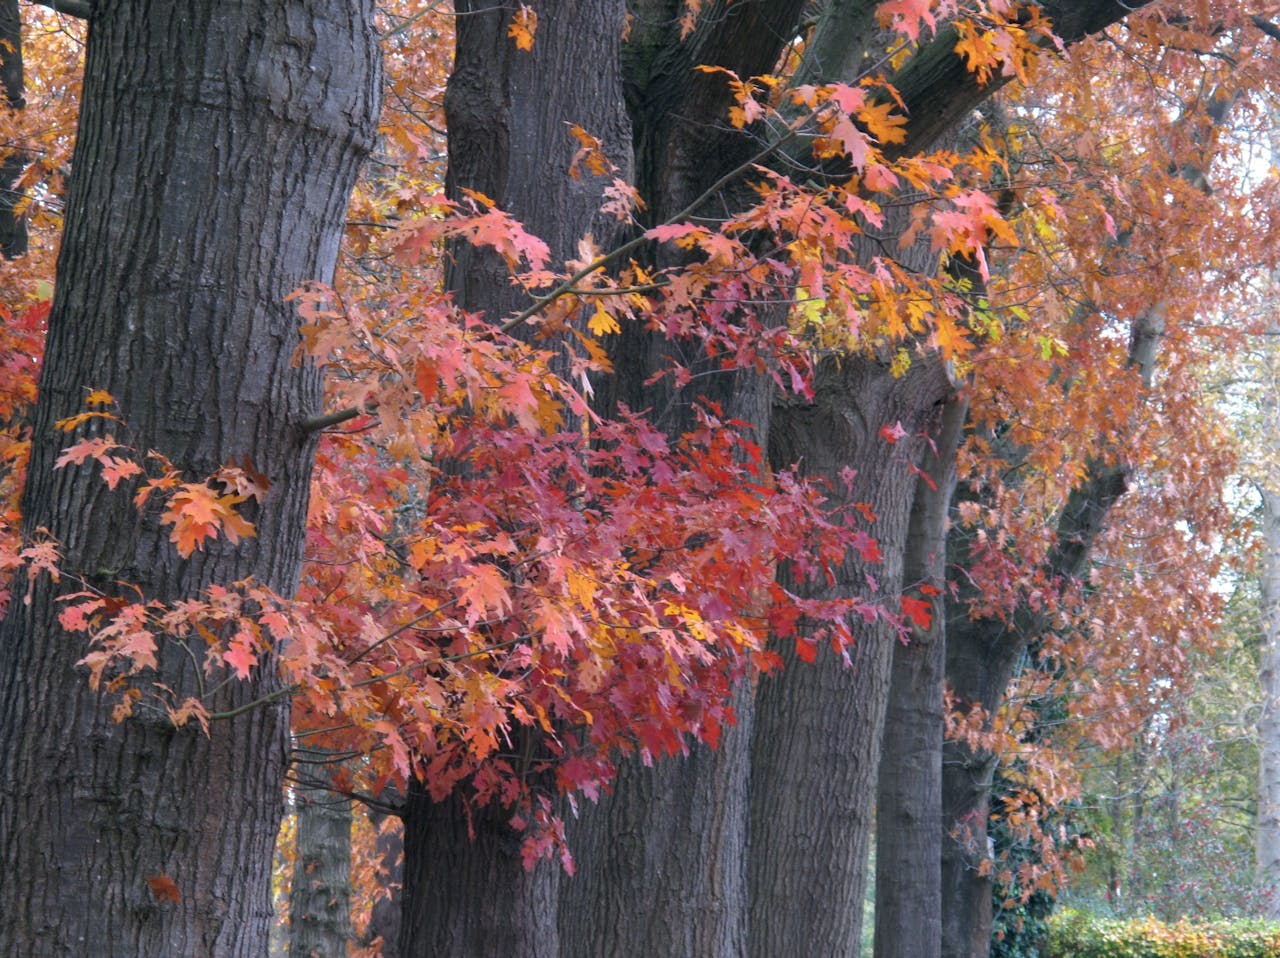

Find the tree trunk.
[
  {"left": 940, "top": 424, "right": 1139, "bottom": 958},
  {"left": 400, "top": 786, "right": 561, "bottom": 957},
  {"left": 748, "top": 353, "right": 953, "bottom": 958},
  {"left": 0, "top": 2, "right": 379, "bottom": 954},
  {"left": 290, "top": 753, "right": 354, "bottom": 958},
  {"left": 398, "top": 2, "right": 629, "bottom": 953},
  {"left": 874, "top": 393, "right": 966, "bottom": 958},
  {"left": 0, "top": 0, "right": 26, "bottom": 259},
  {"left": 1256, "top": 490, "right": 1280, "bottom": 918},
  {"left": 363, "top": 803, "right": 404, "bottom": 958},
  {"left": 559, "top": 683, "right": 754, "bottom": 958},
  {"left": 562, "top": 3, "right": 804, "bottom": 952}
]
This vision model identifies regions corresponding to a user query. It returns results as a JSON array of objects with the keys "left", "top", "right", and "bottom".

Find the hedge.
[{"left": 1046, "top": 909, "right": 1280, "bottom": 957}]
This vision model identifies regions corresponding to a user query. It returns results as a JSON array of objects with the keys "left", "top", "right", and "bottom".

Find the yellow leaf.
[
  {"left": 587, "top": 306, "right": 621, "bottom": 336},
  {"left": 85, "top": 389, "right": 115, "bottom": 407}
]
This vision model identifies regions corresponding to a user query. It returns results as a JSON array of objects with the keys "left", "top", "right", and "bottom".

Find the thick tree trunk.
[
  {"left": 0, "top": 2, "right": 379, "bottom": 955},
  {"left": 290, "top": 753, "right": 354, "bottom": 958},
  {"left": 400, "top": 786, "right": 562, "bottom": 958},
  {"left": 562, "top": 4, "right": 804, "bottom": 953},
  {"left": 748, "top": 354, "right": 953, "bottom": 958},
  {"left": 874, "top": 394, "right": 966, "bottom": 958},
  {"left": 398, "top": 2, "right": 630, "bottom": 953},
  {"left": 559, "top": 689, "right": 753, "bottom": 958}
]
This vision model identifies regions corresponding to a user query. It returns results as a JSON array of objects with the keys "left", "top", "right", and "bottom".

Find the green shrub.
[{"left": 1046, "top": 909, "right": 1280, "bottom": 957}]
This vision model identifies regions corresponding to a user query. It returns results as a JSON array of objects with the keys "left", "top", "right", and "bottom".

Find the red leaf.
[
  {"left": 901, "top": 595, "right": 933, "bottom": 631},
  {"left": 147, "top": 874, "right": 181, "bottom": 903},
  {"left": 878, "top": 421, "right": 907, "bottom": 444}
]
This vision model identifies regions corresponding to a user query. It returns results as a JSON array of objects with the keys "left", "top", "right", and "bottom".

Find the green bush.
[{"left": 1046, "top": 909, "right": 1280, "bottom": 958}]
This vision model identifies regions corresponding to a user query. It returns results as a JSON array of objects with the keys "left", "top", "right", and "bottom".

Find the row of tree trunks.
[
  {"left": 0, "top": 0, "right": 1167, "bottom": 954},
  {"left": 414, "top": 3, "right": 1163, "bottom": 958},
  {"left": 567, "top": 3, "right": 801, "bottom": 955},
  {"left": 874, "top": 393, "right": 967, "bottom": 958},
  {"left": 752, "top": 355, "right": 954, "bottom": 957}
]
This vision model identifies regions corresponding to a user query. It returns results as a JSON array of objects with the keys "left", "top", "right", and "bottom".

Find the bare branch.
[
  {"left": 26, "top": 0, "right": 91, "bottom": 19},
  {"left": 1253, "top": 14, "right": 1280, "bottom": 44}
]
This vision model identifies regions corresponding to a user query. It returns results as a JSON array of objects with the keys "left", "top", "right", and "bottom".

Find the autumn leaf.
[
  {"left": 507, "top": 5, "right": 537, "bottom": 52},
  {"left": 160, "top": 482, "right": 257, "bottom": 557},
  {"left": 85, "top": 389, "right": 114, "bottom": 407},
  {"left": 878, "top": 421, "right": 908, "bottom": 443},
  {"left": 587, "top": 306, "right": 621, "bottom": 336},
  {"left": 54, "top": 409, "right": 119, "bottom": 432},
  {"left": 224, "top": 629, "right": 259, "bottom": 680},
  {"left": 877, "top": 0, "right": 937, "bottom": 42},
  {"left": 857, "top": 101, "right": 909, "bottom": 146},
  {"left": 100, "top": 456, "right": 143, "bottom": 490},
  {"left": 54, "top": 435, "right": 121, "bottom": 469},
  {"left": 900, "top": 595, "right": 933, "bottom": 631},
  {"left": 146, "top": 874, "right": 181, "bottom": 904},
  {"left": 568, "top": 124, "right": 611, "bottom": 180}
]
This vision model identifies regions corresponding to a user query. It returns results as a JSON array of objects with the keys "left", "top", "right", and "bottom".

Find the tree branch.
[
  {"left": 890, "top": 0, "right": 1161, "bottom": 157},
  {"left": 1253, "top": 15, "right": 1280, "bottom": 45},
  {"left": 299, "top": 405, "right": 366, "bottom": 435},
  {"left": 26, "top": 0, "right": 91, "bottom": 19}
]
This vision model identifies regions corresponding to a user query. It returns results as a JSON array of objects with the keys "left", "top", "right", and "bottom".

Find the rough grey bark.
[
  {"left": 0, "top": 2, "right": 379, "bottom": 955},
  {"left": 560, "top": 683, "right": 754, "bottom": 958},
  {"left": 749, "top": 354, "right": 953, "bottom": 958},
  {"left": 874, "top": 393, "right": 967, "bottom": 958},
  {"left": 562, "top": 5, "right": 802, "bottom": 955},
  {"left": 290, "top": 754, "right": 354, "bottom": 958},
  {"left": 0, "top": 0, "right": 26, "bottom": 259},
  {"left": 401, "top": 790, "right": 561, "bottom": 958},
  {"left": 398, "top": 2, "right": 629, "bottom": 954}
]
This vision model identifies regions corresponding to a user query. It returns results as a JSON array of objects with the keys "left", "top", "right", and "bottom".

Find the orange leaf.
[
  {"left": 507, "top": 5, "right": 537, "bottom": 51},
  {"left": 146, "top": 874, "right": 181, "bottom": 903}
]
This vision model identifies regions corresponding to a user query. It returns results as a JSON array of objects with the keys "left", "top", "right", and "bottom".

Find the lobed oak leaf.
[
  {"left": 54, "top": 435, "right": 121, "bottom": 470},
  {"left": 507, "top": 4, "right": 537, "bottom": 52},
  {"left": 160, "top": 483, "right": 257, "bottom": 557},
  {"left": 587, "top": 306, "right": 621, "bottom": 337},
  {"left": 857, "top": 101, "right": 908, "bottom": 146},
  {"left": 224, "top": 629, "right": 259, "bottom": 680},
  {"left": 877, "top": 0, "right": 938, "bottom": 41},
  {"left": 100, "top": 456, "right": 143, "bottom": 490}
]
